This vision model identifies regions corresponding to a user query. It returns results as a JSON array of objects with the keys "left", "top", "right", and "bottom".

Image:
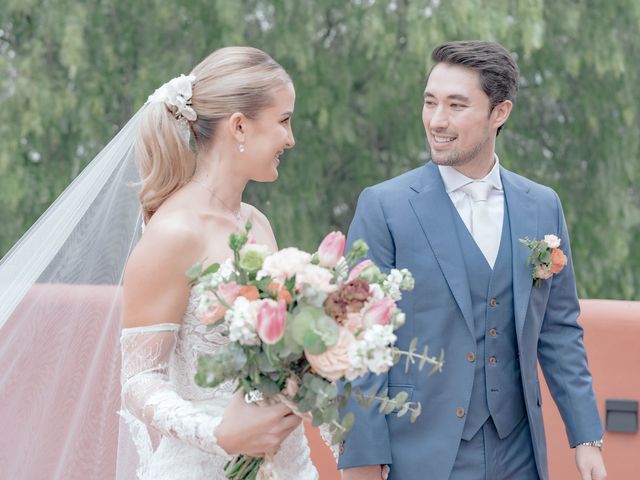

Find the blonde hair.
[{"left": 136, "top": 47, "right": 291, "bottom": 221}]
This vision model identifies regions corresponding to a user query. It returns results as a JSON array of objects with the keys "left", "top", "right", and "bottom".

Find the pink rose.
[
  {"left": 317, "top": 231, "right": 346, "bottom": 268},
  {"left": 361, "top": 297, "right": 395, "bottom": 328},
  {"left": 260, "top": 248, "right": 311, "bottom": 281},
  {"left": 348, "top": 259, "right": 374, "bottom": 281},
  {"left": 550, "top": 248, "right": 567, "bottom": 274},
  {"left": 255, "top": 299, "right": 287, "bottom": 344},
  {"left": 305, "top": 327, "right": 355, "bottom": 381},
  {"left": 296, "top": 264, "right": 337, "bottom": 294},
  {"left": 534, "top": 265, "right": 553, "bottom": 280}
]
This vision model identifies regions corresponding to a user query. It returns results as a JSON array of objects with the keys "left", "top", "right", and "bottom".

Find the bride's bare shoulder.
[
  {"left": 122, "top": 207, "right": 205, "bottom": 328},
  {"left": 127, "top": 206, "right": 205, "bottom": 279}
]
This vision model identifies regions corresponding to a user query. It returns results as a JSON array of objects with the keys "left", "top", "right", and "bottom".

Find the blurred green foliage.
[{"left": 1, "top": 0, "right": 638, "bottom": 299}]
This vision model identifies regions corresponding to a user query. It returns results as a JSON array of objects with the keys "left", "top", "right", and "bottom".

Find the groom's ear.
[
  {"left": 491, "top": 100, "right": 513, "bottom": 131},
  {"left": 228, "top": 112, "right": 247, "bottom": 144}
]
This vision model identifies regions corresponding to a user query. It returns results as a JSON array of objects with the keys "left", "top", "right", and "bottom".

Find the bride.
[
  {"left": 119, "top": 47, "right": 318, "bottom": 479},
  {"left": 0, "top": 46, "right": 317, "bottom": 480}
]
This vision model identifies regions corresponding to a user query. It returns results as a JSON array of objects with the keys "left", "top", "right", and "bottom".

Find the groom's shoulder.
[
  {"left": 502, "top": 167, "right": 559, "bottom": 204},
  {"left": 365, "top": 165, "right": 425, "bottom": 196}
]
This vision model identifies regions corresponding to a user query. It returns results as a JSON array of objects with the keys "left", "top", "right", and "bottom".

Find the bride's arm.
[
  {"left": 120, "top": 217, "right": 300, "bottom": 457},
  {"left": 120, "top": 324, "right": 230, "bottom": 455},
  {"left": 120, "top": 220, "right": 230, "bottom": 454}
]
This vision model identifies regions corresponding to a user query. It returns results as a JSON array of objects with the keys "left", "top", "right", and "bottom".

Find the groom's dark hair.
[{"left": 430, "top": 40, "right": 520, "bottom": 117}]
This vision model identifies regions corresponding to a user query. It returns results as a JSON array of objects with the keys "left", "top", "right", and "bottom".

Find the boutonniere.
[{"left": 519, "top": 234, "right": 568, "bottom": 287}]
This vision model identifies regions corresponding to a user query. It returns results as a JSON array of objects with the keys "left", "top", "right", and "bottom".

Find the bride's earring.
[{"left": 238, "top": 143, "right": 245, "bottom": 153}]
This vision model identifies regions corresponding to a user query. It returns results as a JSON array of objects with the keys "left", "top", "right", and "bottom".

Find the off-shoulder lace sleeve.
[{"left": 119, "top": 323, "right": 229, "bottom": 473}]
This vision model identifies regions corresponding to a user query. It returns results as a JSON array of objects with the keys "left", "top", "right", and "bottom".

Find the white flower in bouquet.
[
  {"left": 349, "top": 324, "right": 397, "bottom": 375},
  {"left": 383, "top": 270, "right": 403, "bottom": 301},
  {"left": 383, "top": 268, "right": 414, "bottom": 301},
  {"left": 392, "top": 310, "right": 406, "bottom": 329},
  {"left": 258, "top": 247, "right": 311, "bottom": 281},
  {"left": 227, "top": 297, "right": 260, "bottom": 346},
  {"left": 196, "top": 258, "right": 235, "bottom": 293},
  {"left": 399, "top": 268, "right": 415, "bottom": 290},
  {"left": 369, "top": 283, "right": 385, "bottom": 299}
]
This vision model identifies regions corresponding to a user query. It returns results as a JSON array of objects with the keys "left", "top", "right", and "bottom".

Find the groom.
[{"left": 339, "top": 41, "right": 606, "bottom": 480}]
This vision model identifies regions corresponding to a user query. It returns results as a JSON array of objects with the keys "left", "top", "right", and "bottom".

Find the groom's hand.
[
  {"left": 342, "top": 465, "right": 385, "bottom": 480},
  {"left": 575, "top": 445, "right": 607, "bottom": 480}
]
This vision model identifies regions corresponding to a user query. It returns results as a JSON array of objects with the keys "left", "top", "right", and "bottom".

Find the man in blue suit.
[{"left": 339, "top": 41, "right": 607, "bottom": 480}]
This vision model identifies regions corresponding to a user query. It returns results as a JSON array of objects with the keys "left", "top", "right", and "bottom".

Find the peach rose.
[
  {"left": 305, "top": 327, "right": 355, "bottom": 381},
  {"left": 550, "top": 248, "right": 568, "bottom": 274},
  {"left": 239, "top": 285, "right": 260, "bottom": 301},
  {"left": 268, "top": 281, "right": 293, "bottom": 304}
]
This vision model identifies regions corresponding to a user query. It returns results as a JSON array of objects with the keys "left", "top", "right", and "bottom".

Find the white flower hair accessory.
[{"left": 146, "top": 74, "right": 197, "bottom": 122}]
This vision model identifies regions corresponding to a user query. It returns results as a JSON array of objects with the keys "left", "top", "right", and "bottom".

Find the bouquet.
[{"left": 188, "top": 224, "right": 444, "bottom": 480}]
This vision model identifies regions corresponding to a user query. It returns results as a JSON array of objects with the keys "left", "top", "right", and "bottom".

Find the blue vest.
[{"left": 451, "top": 201, "right": 527, "bottom": 441}]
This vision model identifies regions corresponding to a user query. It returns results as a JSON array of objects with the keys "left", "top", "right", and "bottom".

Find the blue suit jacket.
[{"left": 338, "top": 162, "right": 603, "bottom": 480}]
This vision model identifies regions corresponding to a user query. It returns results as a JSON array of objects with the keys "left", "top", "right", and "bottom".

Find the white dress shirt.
[{"left": 438, "top": 156, "right": 504, "bottom": 267}]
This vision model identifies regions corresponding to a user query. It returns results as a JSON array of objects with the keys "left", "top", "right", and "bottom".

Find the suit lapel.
[
  {"left": 501, "top": 167, "right": 538, "bottom": 340},
  {"left": 408, "top": 163, "right": 474, "bottom": 337}
]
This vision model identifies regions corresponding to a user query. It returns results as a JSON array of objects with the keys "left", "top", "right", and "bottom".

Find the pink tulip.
[
  {"left": 361, "top": 297, "right": 395, "bottom": 328},
  {"left": 318, "top": 231, "right": 346, "bottom": 268},
  {"left": 256, "top": 299, "right": 287, "bottom": 344},
  {"left": 348, "top": 259, "right": 374, "bottom": 281}
]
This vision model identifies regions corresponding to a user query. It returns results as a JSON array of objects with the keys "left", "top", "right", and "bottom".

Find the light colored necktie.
[{"left": 460, "top": 181, "right": 499, "bottom": 268}]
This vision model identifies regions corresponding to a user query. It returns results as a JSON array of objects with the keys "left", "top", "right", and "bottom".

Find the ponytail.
[{"left": 135, "top": 102, "right": 195, "bottom": 222}]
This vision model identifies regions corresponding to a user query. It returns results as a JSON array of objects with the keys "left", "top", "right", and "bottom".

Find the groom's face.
[{"left": 422, "top": 63, "right": 494, "bottom": 169}]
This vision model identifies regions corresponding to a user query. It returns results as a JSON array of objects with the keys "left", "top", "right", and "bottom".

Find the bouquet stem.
[{"left": 225, "top": 455, "right": 263, "bottom": 479}]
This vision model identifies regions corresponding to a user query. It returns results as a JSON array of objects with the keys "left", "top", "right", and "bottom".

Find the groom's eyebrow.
[{"left": 423, "top": 91, "right": 471, "bottom": 103}]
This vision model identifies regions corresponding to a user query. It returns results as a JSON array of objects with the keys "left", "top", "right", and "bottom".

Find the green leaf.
[
  {"left": 341, "top": 412, "right": 355, "bottom": 432},
  {"left": 396, "top": 403, "right": 410, "bottom": 417},
  {"left": 202, "top": 262, "right": 220, "bottom": 276},
  {"left": 410, "top": 402, "right": 422, "bottom": 423},
  {"left": 392, "top": 390, "right": 409, "bottom": 406}
]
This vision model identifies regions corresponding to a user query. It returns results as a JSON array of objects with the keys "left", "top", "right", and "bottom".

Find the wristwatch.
[{"left": 577, "top": 438, "right": 603, "bottom": 449}]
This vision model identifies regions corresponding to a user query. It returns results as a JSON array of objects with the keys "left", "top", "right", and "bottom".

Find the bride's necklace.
[{"left": 190, "top": 179, "right": 242, "bottom": 222}]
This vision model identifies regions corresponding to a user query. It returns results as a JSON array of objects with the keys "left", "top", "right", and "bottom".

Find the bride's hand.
[{"left": 215, "top": 390, "right": 302, "bottom": 456}]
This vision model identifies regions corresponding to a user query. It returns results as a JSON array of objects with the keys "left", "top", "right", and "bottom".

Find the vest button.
[
  {"left": 489, "top": 328, "right": 497, "bottom": 337},
  {"left": 466, "top": 352, "right": 475, "bottom": 362},
  {"left": 488, "top": 356, "right": 497, "bottom": 365},
  {"left": 489, "top": 298, "right": 498, "bottom": 307},
  {"left": 456, "top": 407, "right": 465, "bottom": 418}
]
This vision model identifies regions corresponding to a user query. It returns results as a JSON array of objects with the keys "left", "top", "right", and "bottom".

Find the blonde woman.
[{"left": 118, "top": 47, "right": 317, "bottom": 479}]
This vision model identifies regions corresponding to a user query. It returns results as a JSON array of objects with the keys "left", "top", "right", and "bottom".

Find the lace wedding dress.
[{"left": 120, "top": 289, "right": 318, "bottom": 479}]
